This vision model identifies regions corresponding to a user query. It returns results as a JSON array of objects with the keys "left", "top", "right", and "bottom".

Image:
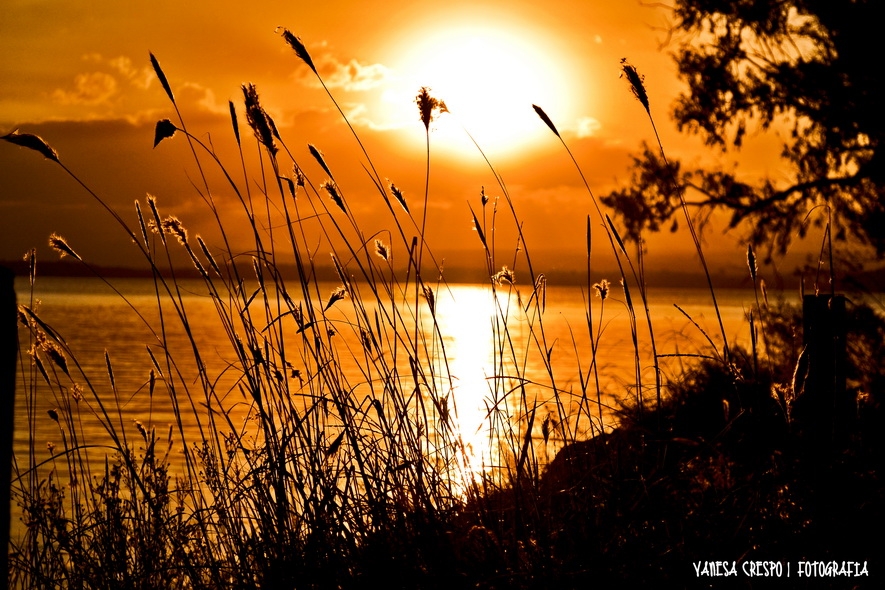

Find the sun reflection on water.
[{"left": 433, "top": 284, "right": 498, "bottom": 471}]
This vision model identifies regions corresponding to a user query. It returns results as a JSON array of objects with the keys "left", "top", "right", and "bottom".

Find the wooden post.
[
  {"left": 797, "top": 294, "right": 848, "bottom": 444},
  {"left": 1, "top": 266, "right": 16, "bottom": 584}
]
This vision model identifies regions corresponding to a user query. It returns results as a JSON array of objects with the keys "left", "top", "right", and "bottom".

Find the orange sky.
[{"left": 1, "top": 0, "right": 806, "bottom": 284}]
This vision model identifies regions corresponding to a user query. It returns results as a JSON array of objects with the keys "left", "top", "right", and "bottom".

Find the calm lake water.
[
  {"left": 12, "top": 275, "right": 775, "bottom": 463},
  {"left": 9, "top": 274, "right": 789, "bottom": 542}
]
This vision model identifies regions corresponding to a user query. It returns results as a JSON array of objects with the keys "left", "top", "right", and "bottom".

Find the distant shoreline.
[{"left": 5, "top": 258, "right": 885, "bottom": 292}]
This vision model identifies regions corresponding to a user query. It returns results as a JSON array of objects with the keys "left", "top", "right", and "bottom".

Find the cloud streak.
[
  {"left": 574, "top": 116, "right": 601, "bottom": 138},
  {"left": 298, "top": 53, "right": 394, "bottom": 92},
  {"left": 53, "top": 72, "right": 118, "bottom": 105},
  {"left": 107, "top": 56, "right": 154, "bottom": 89}
]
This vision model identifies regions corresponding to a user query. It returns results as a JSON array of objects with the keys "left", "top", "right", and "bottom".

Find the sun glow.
[{"left": 383, "top": 24, "right": 579, "bottom": 158}]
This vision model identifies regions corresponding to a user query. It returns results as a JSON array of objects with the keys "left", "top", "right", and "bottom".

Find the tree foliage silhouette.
[{"left": 602, "top": 0, "right": 883, "bottom": 259}]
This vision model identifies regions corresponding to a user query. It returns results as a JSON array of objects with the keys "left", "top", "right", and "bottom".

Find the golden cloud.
[
  {"left": 301, "top": 54, "right": 393, "bottom": 92},
  {"left": 53, "top": 72, "right": 118, "bottom": 105}
]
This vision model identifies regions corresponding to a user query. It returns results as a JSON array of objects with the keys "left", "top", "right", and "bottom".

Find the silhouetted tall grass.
[{"left": 4, "top": 34, "right": 884, "bottom": 588}]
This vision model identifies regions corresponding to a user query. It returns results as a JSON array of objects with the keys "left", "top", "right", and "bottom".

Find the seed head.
[
  {"left": 620, "top": 58, "right": 649, "bottom": 114},
  {"left": 48, "top": 233, "right": 81, "bottom": 261},
  {"left": 535, "top": 273, "right": 547, "bottom": 313},
  {"left": 153, "top": 119, "right": 177, "bottom": 148},
  {"left": 147, "top": 194, "right": 165, "bottom": 244},
  {"left": 292, "top": 303, "right": 304, "bottom": 328},
  {"left": 542, "top": 413, "right": 555, "bottom": 445},
  {"left": 532, "top": 104, "right": 560, "bottom": 138},
  {"left": 322, "top": 180, "right": 346, "bottom": 213},
  {"left": 374, "top": 239, "right": 390, "bottom": 261},
  {"left": 1, "top": 129, "right": 60, "bottom": 163},
  {"left": 228, "top": 100, "right": 241, "bottom": 147},
  {"left": 331, "top": 254, "right": 350, "bottom": 289},
  {"left": 22, "top": 248, "right": 36, "bottom": 287},
  {"left": 279, "top": 28, "right": 317, "bottom": 75},
  {"left": 135, "top": 201, "right": 150, "bottom": 249},
  {"left": 360, "top": 328, "right": 372, "bottom": 353},
  {"left": 423, "top": 285, "right": 436, "bottom": 313},
  {"left": 747, "top": 244, "right": 758, "bottom": 282},
  {"left": 197, "top": 236, "right": 221, "bottom": 276},
  {"left": 161, "top": 216, "right": 188, "bottom": 246},
  {"left": 43, "top": 341, "right": 68, "bottom": 375},
  {"left": 242, "top": 83, "right": 278, "bottom": 156},
  {"left": 324, "top": 286, "right": 347, "bottom": 311},
  {"left": 593, "top": 279, "right": 610, "bottom": 301},
  {"left": 309, "top": 144, "right": 334, "bottom": 179},
  {"left": 492, "top": 266, "right": 515, "bottom": 286},
  {"left": 389, "top": 182, "right": 409, "bottom": 213},
  {"left": 416, "top": 87, "right": 447, "bottom": 131},
  {"left": 150, "top": 52, "right": 175, "bottom": 103}
]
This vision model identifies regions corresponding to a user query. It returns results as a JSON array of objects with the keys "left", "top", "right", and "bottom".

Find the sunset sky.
[{"left": 1, "top": 0, "right": 801, "bottom": 282}]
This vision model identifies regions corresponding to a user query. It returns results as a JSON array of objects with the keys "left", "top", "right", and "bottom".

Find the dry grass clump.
[
  {"left": 4, "top": 35, "right": 884, "bottom": 589},
  {"left": 8, "top": 37, "right": 598, "bottom": 589}
]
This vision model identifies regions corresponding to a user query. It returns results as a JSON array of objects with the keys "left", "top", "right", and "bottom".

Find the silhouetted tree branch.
[{"left": 603, "top": 0, "right": 883, "bottom": 259}]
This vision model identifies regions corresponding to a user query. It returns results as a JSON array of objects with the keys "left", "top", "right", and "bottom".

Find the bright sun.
[{"left": 381, "top": 24, "right": 580, "bottom": 159}]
